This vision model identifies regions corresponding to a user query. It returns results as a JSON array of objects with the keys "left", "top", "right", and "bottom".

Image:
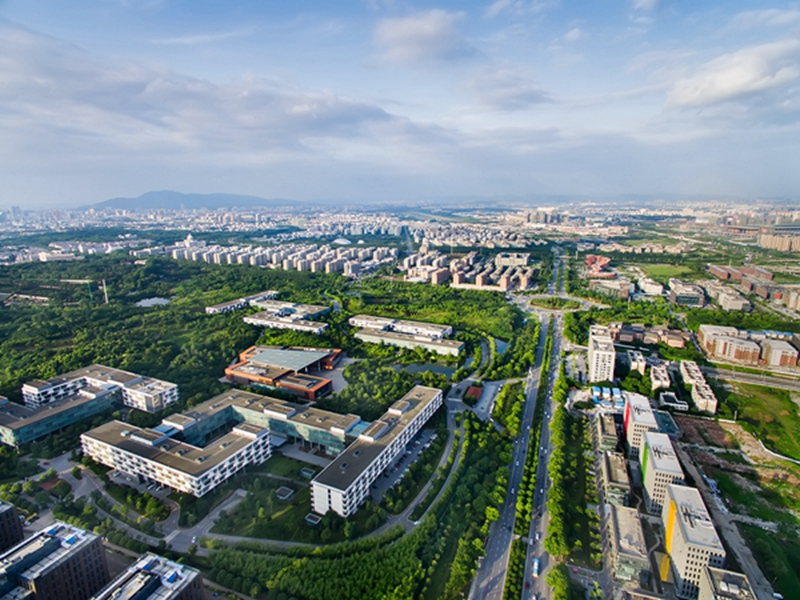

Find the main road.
[{"left": 470, "top": 315, "right": 551, "bottom": 600}]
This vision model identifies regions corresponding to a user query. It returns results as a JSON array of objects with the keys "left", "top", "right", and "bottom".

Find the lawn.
[
  {"left": 260, "top": 454, "right": 318, "bottom": 480},
  {"left": 739, "top": 524, "right": 800, "bottom": 600},
  {"left": 639, "top": 263, "right": 697, "bottom": 284},
  {"left": 716, "top": 382, "right": 800, "bottom": 462},
  {"left": 708, "top": 467, "right": 796, "bottom": 527}
]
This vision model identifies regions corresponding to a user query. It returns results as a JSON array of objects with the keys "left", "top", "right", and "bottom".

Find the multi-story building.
[
  {"left": 659, "top": 392, "right": 689, "bottom": 412},
  {"left": 650, "top": 364, "right": 671, "bottom": 391},
  {"left": 638, "top": 278, "right": 664, "bottom": 295},
  {"left": 661, "top": 484, "right": 726, "bottom": 599},
  {"left": 0, "top": 522, "right": 110, "bottom": 600},
  {"left": 0, "top": 501, "right": 23, "bottom": 552},
  {"left": 697, "top": 567, "right": 754, "bottom": 600},
  {"left": 712, "top": 337, "right": 761, "bottom": 366},
  {"left": 669, "top": 279, "right": 705, "bottom": 307},
  {"left": 311, "top": 386, "right": 443, "bottom": 517},
  {"left": 243, "top": 301, "right": 331, "bottom": 335},
  {"left": 204, "top": 290, "right": 277, "bottom": 314},
  {"left": 641, "top": 431, "right": 685, "bottom": 514},
  {"left": 91, "top": 553, "right": 203, "bottom": 600},
  {"left": 595, "top": 413, "right": 619, "bottom": 452},
  {"left": 626, "top": 350, "right": 646, "bottom": 376},
  {"left": 697, "top": 325, "right": 740, "bottom": 354},
  {"left": 589, "top": 326, "right": 616, "bottom": 383},
  {"left": 22, "top": 364, "right": 178, "bottom": 413},
  {"left": 350, "top": 315, "right": 462, "bottom": 356},
  {"left": 599, "top": 452, "right": 630, "bottom": 506},
  {"left": 605, "top": 504, "right": 650, "bottom": 586},
  {"left": 680, "top": 362, "right": 718, "bottom": 414},
  {"left": 624, "top": 393, "right": 658, "bottom": 459},
  {"left": 82, "top": 420, "right": 271, "bottom": 497},
  {"left": 761, "top": 339, "right": 799, "bottom": 367},
  {"left": 0, "top": 387, "right": 118, "bottom": 448}
]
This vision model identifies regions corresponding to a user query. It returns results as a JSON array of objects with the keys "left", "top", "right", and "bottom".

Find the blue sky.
[{"left": 1, "top": 1, "right": 799, "bottom": 208}]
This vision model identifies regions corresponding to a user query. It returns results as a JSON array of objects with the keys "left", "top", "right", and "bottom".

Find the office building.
[
  {"left": 599, "top": 452, "right": 630, "bottom": 506},
  {"left": 22, "top": 365, "right": 178, "bottom": 413},
  {"left": 205, "top": 290, "right": 277, "bottom": 314},
  {"left": 0, "top": 523, "right": 110, "bottom": 600},
  {"left": 659, "top": 392, "right": 689, "bottom": 412},
  {"left": 624, "top": 393, "right": 658, "bottom": 459},
  {"left": 589, "top": 326, "right": 616, "bottom": 383},
  {"left": 350, "top": 315, "right": 462, "bottom": 356},
  {"left": 595, "top": 414, "right": 619, "bottom": 452},
  {"left": 0, "top": 387, "right": 118, "bottom": 448},
  {"left": 312, "top": 386, "right": 443, "bottom": 517},
  {"left": 669, "top": 279, "right": 705, "bottom": 307},
  {"left": 662, "top": 484, "right": 726, "bottom": 599},
  {"left": 82, "top": 419, "right": 270, "bottom": 497},
  {"left": 225, "top": 345, "right": 341, "bottom": 401},
  {"left": 698, "top": 567, "right": 755, "bottom": 600},
  {"left": 91, "top": 553, "right": 203, "bottom": 600},
  {"left": 641, "top": 431, "right": 685, "bottom": 514},
  {"left": 650, "top": 364, "right": 671, "bottom": 392},
  {"left": 605, "top": 505, "right": 649, "bottom": 586},
  {"left": 760, "top": 339, "right": 798, "bottom": 368},
  {"left": 626, "top": 350, "right": 647, "bottom": 376},
  {"left": 712, "top": 337, "right": 761, "bottom": 366},
  {"left": 243, "top": 301, "right": 331, "bottom": 335},
  {"left": 0, "top": 502, "right": 23, "bottom": 553}
]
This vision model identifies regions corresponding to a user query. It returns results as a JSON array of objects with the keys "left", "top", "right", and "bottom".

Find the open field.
[{"left": 639, "top": 263, "right": 697, "bottom": 284}]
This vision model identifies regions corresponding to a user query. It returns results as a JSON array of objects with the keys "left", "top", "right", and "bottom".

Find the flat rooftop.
[
  {"left": 312, "top": 386, "right": 442, "bottom": 492},
  {"left": 355, "top": 329, "right": 464, "bottom": 349},
  {"left": 626, "top": 394, "right": 657, "bottom": 427},
  {"left": 703, "top": 567, "right": 754, "bottom": 599},
  {"left": 249, "top": 348, "right": 332, "bottom": 372},
  {"left": 609, "top": 505, "right": 647, "bottom": 561},
  {"left": 666, "top": 484, "right": 723, "bottom": 551},
  {"left": 0, "top": 388, "right": 114, "bottom": 430},
  {"left": 644, "top": 432, "right": 682, "bottom": 474},
  {"left": 92, "top": 553, "right": 201, "bottom": 600},
  {"left": 81, "top": 419, "right": 267, "bottom": 477},
  {"left": 0, "top": 523, "right": 99, "bottom": 581},
  {"left": 603, "top": 452, "right": 630, "bottom": 487}
]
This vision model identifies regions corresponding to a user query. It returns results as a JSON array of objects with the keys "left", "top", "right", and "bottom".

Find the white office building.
[
  {"left": 641, "top": 431, "right": 685, "bottom": 514},
  {"left": 589, "top": 325, "right": 616, "bottom": 383}
]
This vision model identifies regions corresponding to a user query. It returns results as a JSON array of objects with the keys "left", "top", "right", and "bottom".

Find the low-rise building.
[
  {"left": 641, "top": 431, "right": 685, "bottom": 514},
  {"left": 650, "top": 364, "right": 671, "bottom": 391},
  {"left": 244, "top": 301, "right": 331, "bottom": 335},
  {"left": 91, "top": 553, "right": 203, "bottom": 600},
  {"left": 0, "top": 522, "right": 110, "bottom": 600},
  {"left": 205, "top": 290, "right": 277, "bottom": 314},
  {"left": 626, "top": 350, "right": 647, "bottom": 376},
  {"left": 624, "top": 393, "right": 658, "bottom": 459},
  {"left": 600, "top": 452, "right": 631, "bottom": 506},
  {"left": 605, "top": 505, "right": 650, "bottom": 586},
  {"left": 659, "top": 392, "right": 689, "bottom": 412},
  {"left": 311, "top": 386, "right": 443, "bottom": 517},
  {"left": 661, "top": 484, "right": 726, "bottom": 599},
  {"left": 669, "top": 279, "right": 705, "bottom": 307},
  {"left": 0, "top": 501, "right": 23, "bottom": 553},
  {"left": 761, "top": 339, "right": 799, "bottom": 368},
  {"left": 353, "top": 328, "right": 464, "bottom": 356},
  {"left": 698, "top": 567, "right": 754, "bottom": 600}
]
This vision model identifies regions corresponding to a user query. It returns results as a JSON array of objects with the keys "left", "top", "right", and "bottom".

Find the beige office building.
[{"left": 641, "top": 431, "right": 685, "bottom": 514}]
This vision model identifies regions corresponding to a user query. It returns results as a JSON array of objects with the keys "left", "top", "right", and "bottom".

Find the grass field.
[
  {"left": 739, "top": 524, "right": 800, "bottom": 600},
  {"left": 717, "top": 383, "right": 800, "bottom": 462},
  {"left": 639, "top": 263, "right": 697, "bottom": 284}
]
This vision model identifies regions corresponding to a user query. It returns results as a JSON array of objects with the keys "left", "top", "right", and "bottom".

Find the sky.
[{"left": 1, "top": 1, "right": 799, "bottom": 208}]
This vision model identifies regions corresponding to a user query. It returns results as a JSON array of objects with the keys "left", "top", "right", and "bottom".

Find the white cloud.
[
  {"left": 373, "top": 10, "right": 475, "bottom": 63},
  {"left": 150, "top": 29, "right": 251, "bottom": 46},
  {"left": 668, "top": 40, "right": 800, "bottom": 107},
  {"left": 730, "top": 9, "right": 800, "bottom": 29},
  {"left": 468, "top": 69, "right": 551, "bottom": 110},
  {"left": 631, "top": 0, "right": 657, "bottom": 11},
  {"left": 562, "top": 27, "right": 584, "bottom": 43},
  {"left": 484, "top": 0, "right": 559, "bottom": 19}
]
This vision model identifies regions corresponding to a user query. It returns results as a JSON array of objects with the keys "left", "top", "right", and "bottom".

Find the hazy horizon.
[{"left": 2, "top": 1, "right": 800, "bottom": 208}]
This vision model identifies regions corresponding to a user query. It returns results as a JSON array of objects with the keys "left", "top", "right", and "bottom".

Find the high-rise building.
[
  {"left": 641, "top": 431, "right": 685, "bottom": 514},
  {"left": 605, "top": 504, "right": 650, "bottom": 586},
  {"left": 0, "top": 501, "right": 23, "bottom": 552},
  {"left": 0, "top": 522, "right": 110, "bottom": 600},
  {"left": 623, "top": 393, "right": 658, "bottom": 460},
  {"left": 661, "top": 485, "right": 726, "bottom": 599},
  {"left": 90, "top": 553, "right": 203, "bottom": 600},
  {"left": 589, "top": 325, "right": 616, "bottom": 383}
]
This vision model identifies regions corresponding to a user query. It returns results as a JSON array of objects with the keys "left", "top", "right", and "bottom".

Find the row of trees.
[
  {"left": 491, "top": 382, "right": 527, "bottom": 438},
  {"left": 383, "top": 424, "right": 448, "bottom": 514},
  {"left": 481, "top": 319, "right": 540, "bottom": 381}
]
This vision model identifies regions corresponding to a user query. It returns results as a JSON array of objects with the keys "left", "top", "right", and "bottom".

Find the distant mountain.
[{"left": 87, "top": 190, "right": 298, "bottom": 211}]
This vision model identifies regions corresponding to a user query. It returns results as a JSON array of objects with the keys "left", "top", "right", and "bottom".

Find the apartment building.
[
  {"left": 697, "top": 567, "right": 754, "bottom": 600},
  {"left": 82, "top": 420, "right": 270, "bottom": 497},
  {"left": 761, "top": 339, "right": 799, "bottom": 367},
  {"left": 641, "top": 431, "right": 685, "bottom": 514},
  {"left": 624, "top": 393, "right": 658, "bottom": 459},
  {"left": 0, "top": 523, "right": 110, "bottom": 600},
  {"left": 311, "top": 386, "right": 443, "bottom": 517},
  {"left": 626, "top": 350, "right": 647, "bottom": 376},
  {"left": 22, "top": 364, "right": 178, "bottom": 413},
  {"left": 661, "top": 484, "right": 726, "bottom": 599},
  {"left": 680, "top": 361, "right": 718, "bottom": 414},
  {"left": 589, "top": 325, "right": 616, "bottom": 383},
  {"left": 605, "top": 505, "right": 650, "bottom": 586},
  {"left": 0, "top": 501, "right": 23, "bottom": 553},
  {"left": 91, "top": 553, "right": 203, "bottom": 600},
  {"left": 650, "top": 364, "right": 671, "bottom": 392},
  {"left": 599, "top": 452, "right": 631, "bottom": 507}
]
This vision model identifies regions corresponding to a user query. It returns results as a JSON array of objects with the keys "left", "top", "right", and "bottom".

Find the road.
[
  {"left": 701, "top": 365, "right": 800, "bottom": 391},
  {"left": 470, "top": 316, "right": 551, "bottom": 600}
]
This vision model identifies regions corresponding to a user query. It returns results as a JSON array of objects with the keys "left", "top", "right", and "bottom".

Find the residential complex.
[
  {"left": 91, "top": 553, "right": 203, "bottom": 600},
  {"left": 661, "top": 484, "right": 726, "bottom": 599},
  {"left": 697, "top": 325, "right": 798, "bottom": 368},
  {"left": 697, "top": 567, "right": 755, "bottom": 600},
  {"left": 623, "top": 393, "right": 658, "bottom": 459},
  {"left": 680, "top": 361, "right": 719, "bottom": 414},
  {"left": 640, "top": 431, "right": 685, "bottom": 514},
  {"left": 589, "top": 325, "right": 616, "bottom": 383},
  {"left": 0, "top": 502, "right": 23, "bottom": 553},
  {"left": 243, "top": 300, "right": 331, "bottom": 335},
  {"left": 350, "top": 315, "right": 464, "bottom": 356},
  {"left": 626, "top": 350, "right": 646, "bottom": 376},
  {"left": 650, "top": 364, "right": 671, "bottom": 391},
  {"left": 22, "top": 364, "right": 178, "bottom": 413},
  {"left": 605, "top": 504, "right": 649, "bottom": 586},
  {"left": 224, "top": 345, "right": 342, "bottom": 401},
  {"left": 0, "top": 523, "right": 110, "bottom": 600},
  {"left": 311, "top": 386, "right": 443, "bottom": 517}
]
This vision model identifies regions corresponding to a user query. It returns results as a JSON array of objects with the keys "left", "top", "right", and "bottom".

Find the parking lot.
[{"left": 370, "top": 428, "right": 438, "bottom": 502}]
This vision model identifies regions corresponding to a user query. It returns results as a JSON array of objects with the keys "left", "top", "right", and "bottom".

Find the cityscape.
[{"left": 2, "top": 2, "right": 800, "bottom": 600}]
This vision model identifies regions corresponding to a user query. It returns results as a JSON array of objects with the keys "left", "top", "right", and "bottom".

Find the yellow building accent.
[
  {"left": 660, "top": 554, "right": 672, "bottom": 582},
  {"left": 664, "top": 499, "right": 677, "bottom": 554}
]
